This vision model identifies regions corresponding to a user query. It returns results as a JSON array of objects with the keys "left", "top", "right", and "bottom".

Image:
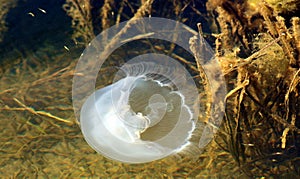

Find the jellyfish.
[
  {"left": 80, "top": 54, "right": 199, "bottom": 163},
  {"left": 72, "top": 17, "right": 226, "bottom": 164}
]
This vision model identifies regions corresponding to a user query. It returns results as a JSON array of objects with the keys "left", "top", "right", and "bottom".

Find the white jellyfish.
[
  {"left": 72, "top": 17, "right": 226, "bottom": 164},
  {"left": 80, "top": 54, "right": 199, "bottom": 163}
]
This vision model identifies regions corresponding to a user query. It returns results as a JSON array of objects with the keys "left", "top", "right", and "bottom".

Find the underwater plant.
[
  {"left": 207, "top": 0, "right": 300, "bottom": 177},
  {"left": 66, "top": 0, "right": 300, "bottom": 177},
  {"left": 0, "top": 0, "right": 299, "bottom": 177}
]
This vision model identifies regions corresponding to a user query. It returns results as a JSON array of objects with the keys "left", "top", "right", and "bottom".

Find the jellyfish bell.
[
  {"left": 80, "top": 54, "right": 199, "bottom": 163},
  {"left": 72, "top": 17, "right": 226, "bottom": 164}
]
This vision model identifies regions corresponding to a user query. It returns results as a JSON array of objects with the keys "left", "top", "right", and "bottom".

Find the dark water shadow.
[{"left": 0, "top": 0, "right": 73, "bottom": 62}]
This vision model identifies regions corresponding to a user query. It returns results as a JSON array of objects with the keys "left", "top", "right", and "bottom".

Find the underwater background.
[{"left": 0, "top": 0, "right": 300, "bottom": 178}]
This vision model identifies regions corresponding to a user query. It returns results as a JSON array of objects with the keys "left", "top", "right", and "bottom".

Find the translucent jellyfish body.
[
  {"left": 80, "top": 54, "right": 199, "bottom": 163},
  {"left": 72, "top": 17, "right": 226, "bottom": 164}
]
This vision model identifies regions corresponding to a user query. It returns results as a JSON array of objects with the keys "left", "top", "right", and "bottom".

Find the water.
[{"left": 0, "top": 0, "right": 282, "bottom": 178}]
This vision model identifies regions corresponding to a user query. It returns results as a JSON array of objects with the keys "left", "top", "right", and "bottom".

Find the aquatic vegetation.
[
  {"left": 63, "top": 0, "right": 154, "bottom": 45},
  {"left": 64, "top": 0, "right": 300, "bottom": 177},
  {"left": 63, "top": 0, "right": 95, "bottom": 44},
  {"left": 256, "top": 0, "right": 300, "bottom": 14},
  {"left": 0, "top": 0, "right": 299, "bottom": 177},
  {"left": 207, "top": 0, "right": 300, "bottom": 177}
]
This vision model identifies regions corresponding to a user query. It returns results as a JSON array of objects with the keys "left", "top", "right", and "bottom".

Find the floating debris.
[
  {"left": 28, "top": 12, "right": 35, "bottom": 17},
  {"left": 38, "top": 8, "right": 47, "bottom": 14}
]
